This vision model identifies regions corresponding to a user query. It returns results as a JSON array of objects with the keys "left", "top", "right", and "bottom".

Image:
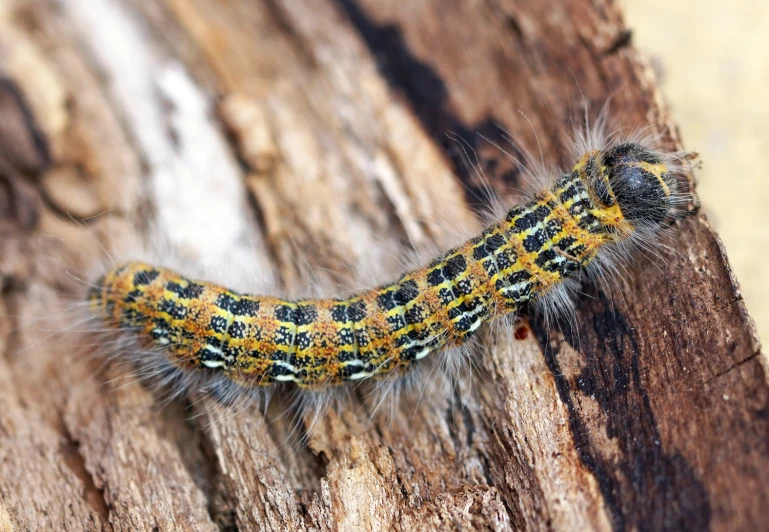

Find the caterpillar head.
[{"left": 576, "top": 142, "right": 676, "bottom": 239}]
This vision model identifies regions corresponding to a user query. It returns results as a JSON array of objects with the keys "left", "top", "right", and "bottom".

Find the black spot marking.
[
  {"left": 354, "top": 326, "right": 371, "bottom": 348},
  {"left": 198, "top": 346, "right": 226, "bottom": 366},
  {"left": 513, "top": 205, "right": 550, "bottom": 233},
  {"left": 215, "top": 293, "right": 237, "bottom": 312},
  {"left": 446, "top": 255, "right": 467, "bottom": 279},
  {"left": 495, "top": 249, "right": 515, "bottom": 270},
  {"left": 454, "top": 278, "right": 473, "bottom": 296},
  {"left": 482, "top": 258, "right": 498, "bottom": 277},
  {"left": 337, "top": 364, "right": 360, "bottom": 379},
  {"left": 275, "top": 304, "right": 296, "bottom": 323},
  {"left": 168, "top": 280, "right": 205, "bottom": 299},
  {"left": 507, "top": 270, "right": 531, "bottom": 284},
  {"left": 335, "top": 350, "right": 358, "bottom": 363},
  {"left": 545, "top": 218, "right": 563, "bottom": 240},
  {"left": 232, "top": 298, "right": 259, "bottom": 317},
  {"left": 159, "top": 299, "right": 187, "bottom": 320},
  {"left": 338, "top": 328, "right": 354, "bottom": 346},
  {"left": 272, "top": 350, "right": 288, "bottom": 362},
  {"left": 514, "top": 211, "right": 537, "bottom": 232},
  {"left": 331, "top": 304, "right": 349, "bottom": 323},
  {"left": 455, "top": 315, "right": 476, "bottom": 333},
  {"left": 401, "top": 345, "right": 422, "bottom": 361},
  {"left": 268, "top": 363, "right": 294, "bottom": 378},
  {"left": 427, "top": 267, "right": 446, "bottom": 286},
  {"left": 394, "top": 280, "right": 419, "bottom": 306},
  {"left": 295, "top": 331, "right": 312, "bottom": 350},
  {"left": 376, "top": 287, "right": 397, "bottom": 312},
  {"left": 523, "top": 229, "right": 547, "bottom": 253},
  {"left": 472, "top": 243, "right": 490, "bottom": 261},
  {"left": 394, "top": 333, "right": 412, "bottom": 349},
  {"left": 387, "top": 314, "right": 406, "bottom": 331},
  {"left": 348, "top": 300, "right": 367, "bottom": 322},
  {"left": 486, "top": 233, "right": 505, "bottom": 251},
  {"left": 209, "top": 315, "right": 228, "bottom": 334},
  {"left": 221, "top": 343, "right": 243, "bottom": 359},
  {"left": 504, "top": 205, "right": 526, "bottom": 223},
  {"left": 228, "top": 320, "right": 246, "bottom": 339},
  {"left": 534, "top": 249, "right": 557, "bottom": 268},
  {"left": 295, "top": 305, "right": 318, "bottom": 326},
  {"left": 273, "top": 325, "right": 293, "bottom": 346},
  {"left": 123, "top": 289, "right": 142, "bottom": 304},
  {"left": 438, "top": 287, "right": 455, "bottom": 306},
  {"left": 121, "top": 308, "right": 144, "bottom": 325},
  {"left": 166, "top": 281, "right": 183, "bottom": 296},
  {"left": 407, "top": 328, "right": 429, "bottom": 342},
  {"left": 473, "top": 233, "right": 506, "bottom": 261},
  {"left": 133, "top": 269, "right": 159, "bottom": 286},
  {"left": 555, "top": 236, "right": 577, "bottom": 251},
  {"left": 404, "top": 304, "right": 426, "bottom": 326},
  {"left": 559, "top": 184, "right": 578, "bottom": 204},
  {"left": 184, "top": 283, "right": 205, "bottom": 299},
  {"left": 447, "top": 304, "right": 463, "bottom": 320}
]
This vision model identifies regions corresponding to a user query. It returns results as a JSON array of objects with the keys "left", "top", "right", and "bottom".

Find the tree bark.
[{"left": 0, "top": 0, "right": 766, "bottom": 530}]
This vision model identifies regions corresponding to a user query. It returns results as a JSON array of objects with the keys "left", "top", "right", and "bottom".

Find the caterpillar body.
[{"left": 88, "top": 141, "right": 680, "bottom": 393}]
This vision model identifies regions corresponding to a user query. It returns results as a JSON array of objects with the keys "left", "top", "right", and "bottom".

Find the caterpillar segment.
[{"left": 89, "top": 142, "right": 676, "bottom": 389}]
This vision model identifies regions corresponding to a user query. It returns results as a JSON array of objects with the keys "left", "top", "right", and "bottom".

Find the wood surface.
[{"left": 0, "top": 0, "right": 767, "bottom": 530}]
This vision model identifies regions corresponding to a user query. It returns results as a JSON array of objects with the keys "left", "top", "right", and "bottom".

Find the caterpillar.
[{"left": 86, "top": 139, "right": 685, "bottom": 398}]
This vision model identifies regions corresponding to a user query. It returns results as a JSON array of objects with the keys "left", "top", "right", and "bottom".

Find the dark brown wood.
[{"left": 0, "top": 0, "right": 766, "bottom": 530}]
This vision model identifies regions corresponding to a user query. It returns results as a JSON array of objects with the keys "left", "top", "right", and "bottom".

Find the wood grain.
[{"left": 0, "top": 0, "right": 766, "bottom": 530}]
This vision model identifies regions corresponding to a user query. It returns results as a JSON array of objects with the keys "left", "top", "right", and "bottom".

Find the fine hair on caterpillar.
[{"left": 61, "top": 118, "right": 693, "bottom": 431}]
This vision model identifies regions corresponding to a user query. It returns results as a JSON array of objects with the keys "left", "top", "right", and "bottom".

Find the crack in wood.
[{"left": 703, "top": 351, "right": 762, "bottom": 386}]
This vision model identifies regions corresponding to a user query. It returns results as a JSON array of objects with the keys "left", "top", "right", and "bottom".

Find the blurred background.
[{"left": 625, "top": 0, "right": 769, "bottom": 343}]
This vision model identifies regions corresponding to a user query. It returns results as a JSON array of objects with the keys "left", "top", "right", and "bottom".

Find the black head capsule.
[{"left": 601, "top": 143, "right": 675, "bottom": 228}]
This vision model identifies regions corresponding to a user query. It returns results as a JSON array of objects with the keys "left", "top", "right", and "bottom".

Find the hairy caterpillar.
[{"left": 86, "top": 139, "right": 685, "bottom": 399}]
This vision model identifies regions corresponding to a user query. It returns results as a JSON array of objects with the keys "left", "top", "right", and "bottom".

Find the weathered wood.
[{"left": 0, "top": 0, "right": 766, "bottom": 530}]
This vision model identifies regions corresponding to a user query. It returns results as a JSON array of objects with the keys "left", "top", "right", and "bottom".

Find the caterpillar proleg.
[{"left": 86, "top": 137, "right": 687, "bottom": 398}]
